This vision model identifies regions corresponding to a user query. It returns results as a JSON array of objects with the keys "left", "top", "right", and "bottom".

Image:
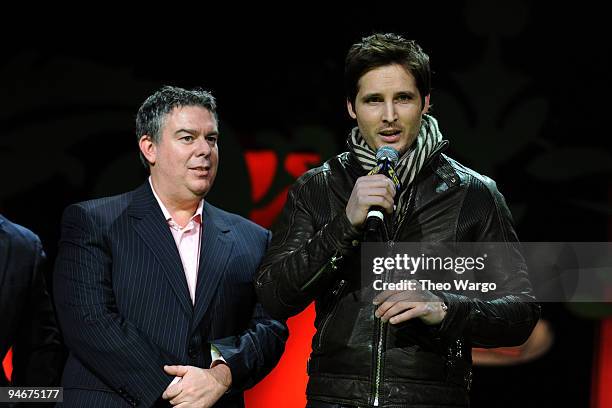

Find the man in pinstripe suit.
[{"left": 54, "top": 86, "right": 287, "bottom": 407}]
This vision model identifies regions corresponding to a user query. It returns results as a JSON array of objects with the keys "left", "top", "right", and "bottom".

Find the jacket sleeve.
[
  {"left": 436, "top": 178, "right": 541, "bottom": 347},
  {"left": 211, "top": 230, "right": 288, "bottom": 392},
  {"left": 255, "top": 174, "right": 362, "bottom": 320},
  {"left": 53, "top": 204, "right": 174, "bottom": 407},
  {"left": 210, "top": 302, "right": 287, "bottom": 392},
  {"left": 12, "top": 235, "right": 64, "bottom": 386}
]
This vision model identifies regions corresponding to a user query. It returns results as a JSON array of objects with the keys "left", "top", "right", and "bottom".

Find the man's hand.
[
  {"left": 345, "top": 174, "right": 396, "bottom": 227},
  {"left": 162, "top": 364, "right": 232, "bottom": 407},
  {"left": 373, "top": 285, "right": 447, "bottom": 325}
]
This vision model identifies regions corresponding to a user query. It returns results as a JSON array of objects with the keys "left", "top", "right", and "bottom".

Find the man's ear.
[
  {"left": 422, "top": 94, "right": 431, "bottom": 114},
  {"left": 347, "top": 98, "right": 357, "bottom": 119},
  {"left": 139, "top": 135, "right": 157, "bottom": 166}
]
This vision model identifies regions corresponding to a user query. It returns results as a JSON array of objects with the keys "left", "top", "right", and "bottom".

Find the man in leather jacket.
[{"left": 255, "top": 33, "right": 540, "bottom": 407}]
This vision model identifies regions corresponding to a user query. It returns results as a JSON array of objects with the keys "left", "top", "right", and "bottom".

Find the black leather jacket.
[{"left": 256, "top": 146, "right": 540, "bottom": 407}]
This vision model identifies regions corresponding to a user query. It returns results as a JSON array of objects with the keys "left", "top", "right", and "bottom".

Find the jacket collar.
[
  {"left": 191, "top": 202, "right": 234, "bottom": 333},
  {"left": 128, "top": 182, "right": 193, "bottom": 316}
]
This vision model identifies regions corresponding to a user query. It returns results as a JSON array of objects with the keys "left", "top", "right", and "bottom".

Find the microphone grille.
[{"left": 376, "top": 146, "right": 399, "bottom": 166}]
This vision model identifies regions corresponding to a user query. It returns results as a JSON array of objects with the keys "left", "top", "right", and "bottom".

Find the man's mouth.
[
  {"left": 189, "top": 166, "right": 210, "bottom": 175},
  {"left": 379, "top": 128, "right": 402, "bottom": 142}
]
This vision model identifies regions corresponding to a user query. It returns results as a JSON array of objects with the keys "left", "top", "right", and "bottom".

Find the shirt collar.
[{"left": 149, "top": 177, "right": 203, "bottom": 225}]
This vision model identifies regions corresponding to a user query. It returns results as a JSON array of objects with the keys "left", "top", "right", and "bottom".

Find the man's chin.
[{"left": 189, "top": 181, "right": 213, "bottom": 198}]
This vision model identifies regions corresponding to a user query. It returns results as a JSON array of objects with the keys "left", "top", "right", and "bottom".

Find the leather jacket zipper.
[
  {"left": 372, "top": 185, "right": 416, "bottom": 406},
  {"left": 298, "top": 251, "right": 345, "bottom": 351},
  {"left": 392, "top": 183, "right": 416, "bottom": 240},
  {"left": 371, "top": 239, "right": 395, "bottom": 406},
  {"left": 300, "top": 252, "right": 343, "bottom": 292},
  {"left": 317, "top": 278, "right": 346, "bottom": 350},
  {"left": 372, "top": 317, "right": 386, "bottom": 406}
]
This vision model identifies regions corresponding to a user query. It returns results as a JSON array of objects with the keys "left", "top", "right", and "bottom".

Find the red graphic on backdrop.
[
  {"left": 2, "top": 348, "right": 12, "bottom": 381},
  {"left": 245, "top": 151, "right": 321, "bottom": 229},
  {"left": 243, "top": 150, "right": 321, "bottom": 407},
  {"left": 245, "top": 151, "right": 278, "bottom": 203},
  {"left": 284, "top": 153, "right": 321, "bottom": 179}
]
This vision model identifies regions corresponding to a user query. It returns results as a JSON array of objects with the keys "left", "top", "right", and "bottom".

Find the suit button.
[{"left": 188, "top": 346, "right": 198, "bottom": 358}]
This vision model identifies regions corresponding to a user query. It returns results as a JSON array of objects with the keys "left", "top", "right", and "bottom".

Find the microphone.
[{"left": 365, "top": 146, "right": 400, "bottom": 234}]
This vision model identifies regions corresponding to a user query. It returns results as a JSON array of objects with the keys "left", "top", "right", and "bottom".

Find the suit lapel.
[
  {"left": 192, "top": 202, "right": 233, "bottom": 330},
  {"left": 128, "top": 182, "right": 192, "bottom": 317}
]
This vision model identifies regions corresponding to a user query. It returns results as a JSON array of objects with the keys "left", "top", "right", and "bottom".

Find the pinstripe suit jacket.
[{"left": 53, "top": 182, "right": 287, "bottom": 407}]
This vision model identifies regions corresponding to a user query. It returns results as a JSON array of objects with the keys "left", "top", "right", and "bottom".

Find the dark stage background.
[{"left": 1, "top": 2, "right": 611, "bottom": 407}]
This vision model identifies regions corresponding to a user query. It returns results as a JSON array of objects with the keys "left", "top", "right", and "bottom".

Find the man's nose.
[
  {"left": 195, "top": 137, "right": 211, "bottom": 156},
  {"left": 382, "top": 101, "right": 398, "bottom": 123}
]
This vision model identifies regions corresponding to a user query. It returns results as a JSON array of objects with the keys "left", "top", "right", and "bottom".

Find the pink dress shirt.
[{"left": 149, "top": 178, "right": 202, "bottom": 304}]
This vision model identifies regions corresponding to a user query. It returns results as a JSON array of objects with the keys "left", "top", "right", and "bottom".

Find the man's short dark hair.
[
  {"left": 344, "top": 33, "right": 431, "bottom": 108},
  {"left": 136, "top": 85, "right": 217, "bottom": 168}
]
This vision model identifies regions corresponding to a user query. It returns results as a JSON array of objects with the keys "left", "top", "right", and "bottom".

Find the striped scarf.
[{"left": 347, "top": 114, "right": 445, "bottom": 212}]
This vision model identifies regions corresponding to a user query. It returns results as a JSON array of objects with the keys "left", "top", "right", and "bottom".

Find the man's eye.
[
  {"left": 397, "top": 94, "right": 412, "bottom": 102},
  {"left": 365, "top": 97, "right": 382, "bottom": 104},
  {"left": 206, "top": 136, "right": 218, "bottom": 143},
  {"left": 182, "top": 136, "right": 194, "bottom": 142}
]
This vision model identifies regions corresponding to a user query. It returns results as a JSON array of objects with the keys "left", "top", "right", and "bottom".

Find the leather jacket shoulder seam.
[{"left": 275, "top": 164, "right": 332, "bottom": 247}]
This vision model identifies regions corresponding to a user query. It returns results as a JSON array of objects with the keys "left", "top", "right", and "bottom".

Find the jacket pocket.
[{"left": 314, "top": 279, "right": 347, "bottom": 352}]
